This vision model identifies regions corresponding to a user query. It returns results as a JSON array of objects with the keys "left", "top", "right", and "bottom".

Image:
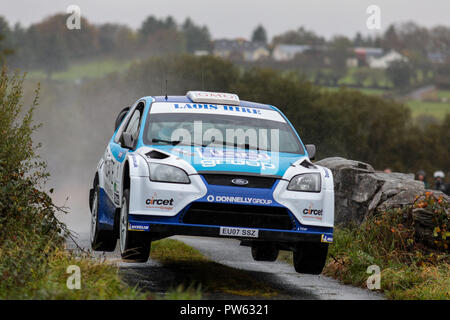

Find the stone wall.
[{"left": 316, "top": 157, "right": 448, "bottom": 226}]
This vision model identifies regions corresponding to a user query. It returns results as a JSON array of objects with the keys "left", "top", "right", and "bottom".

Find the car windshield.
[{"left": 143, "top": 111, "right": 304, "bottom": 154}]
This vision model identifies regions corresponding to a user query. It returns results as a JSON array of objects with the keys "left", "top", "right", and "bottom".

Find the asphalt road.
[{"left": 69, "top": 232, "right": 383, "bottom": 300}]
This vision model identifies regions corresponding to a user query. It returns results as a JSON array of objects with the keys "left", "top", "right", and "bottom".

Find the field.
[
  {"left": 323, "top": 86, "right": 449, "bottom": 121},
  {"left": 406, "top": 100, "right": 450, "bottom": 120},
  {"left": 27, "top": 58, "right": 134, "bottom": 81}
]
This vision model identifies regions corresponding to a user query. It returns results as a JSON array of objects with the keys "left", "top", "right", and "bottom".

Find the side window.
[
  {"left": 124, "top": 109, "right": 141, "bottom": 142},
  {"left": 114, "top": 101, "right": 145, "bottom": 144}
]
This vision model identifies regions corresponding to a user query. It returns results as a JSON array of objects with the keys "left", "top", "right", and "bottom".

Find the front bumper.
[{"left": 128, "top": 214, "right": 333, "bottom": 244}]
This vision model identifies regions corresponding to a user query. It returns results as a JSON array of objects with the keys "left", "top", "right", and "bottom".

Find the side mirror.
[
  {"left": 121, "top": 132, "right": 134, "bottom": 149},
  {"left": 114, "top": 106, "right": 130, "bottom": 132},
  {"left": 305, "top": 144, "right": 316, "bottom": 160}
]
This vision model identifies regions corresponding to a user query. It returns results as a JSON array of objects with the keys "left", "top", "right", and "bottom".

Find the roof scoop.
[{"left": 187, "top": 91, "right": 240, "bottom": 105}]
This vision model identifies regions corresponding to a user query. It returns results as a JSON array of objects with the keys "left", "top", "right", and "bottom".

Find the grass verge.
[
  {"left": 276, "top": 193, "right": 450, "bottom": 300},
  {"left": 0, "top": 69, "right": 146, "bottom": 299},
  {"left": 323, "top": 193, "right": 449, "bottom": 300}
]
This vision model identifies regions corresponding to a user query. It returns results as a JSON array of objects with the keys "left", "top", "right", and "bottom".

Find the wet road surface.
[{"left": 68, "top": 232, "right": 384, "bottom": 300}]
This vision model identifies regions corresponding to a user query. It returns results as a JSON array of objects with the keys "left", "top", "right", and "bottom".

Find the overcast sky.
[{"left": 2, "top": 0, "right": 450, "bottom": 40}]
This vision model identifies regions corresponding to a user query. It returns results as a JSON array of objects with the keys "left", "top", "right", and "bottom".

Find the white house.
[
  {"left": 368, "top": 50, "right": 408, "bottom": 69},
  {"left": 272, "top": 44, "right": 311, "bottom": 61}
]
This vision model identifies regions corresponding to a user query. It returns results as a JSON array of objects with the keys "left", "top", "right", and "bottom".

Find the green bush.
[{"left": 0, "top": 69, "right": 144, "bottom": 299}]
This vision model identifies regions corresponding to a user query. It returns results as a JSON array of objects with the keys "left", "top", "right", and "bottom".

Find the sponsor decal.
[
  {"left": 118, "top": 151, "right": 123, "bottom": 159},
  {"left": 324, "top": 168, "right": 330, "bottom": 178},
  {"left": 128, "top": 223, "right": 150, "bottom": 231},
  {"left": 302, "top": 204, "right": 323, "bottom": 220},
  {"left": 150, "top": 102, "right": 286, "bottom": 122},
  {"left": 197, "top": 148, "right": 270, "bottom": 161},
  {"left": 113, "top": 192, "right": 120, "bottom": 205},
  {"left": 131, "top": 154, "right": 138, "bottom": 167},
  {"left": 321, "top": 234, "right": 333, "bottom": 243},
  {"left": 171, "top": 147, "right": 276, "bottom": 171},
  {"left": 174, "top": 103, "right": 262, "bottom": 116},
  {"left": 206, "top": 194, "right": 272, "bottom": 205},
  {"left": 145, "top": 192, "right": 174, "bottom": 210},
  {"left": 200, "top": 158, "right": 274, "bottom": 170}
]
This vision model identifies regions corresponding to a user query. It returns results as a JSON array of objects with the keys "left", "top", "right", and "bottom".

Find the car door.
[{"left": 108, "top": 101, "right": 145, "bottom": 205}]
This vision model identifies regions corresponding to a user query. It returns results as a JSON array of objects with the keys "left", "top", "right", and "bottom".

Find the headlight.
[
  {"left": 149, "top": 163, "right": 190, "bottom": 184},
  {"left": 287, "top": 173, "right": 321, "bottom": 192}
]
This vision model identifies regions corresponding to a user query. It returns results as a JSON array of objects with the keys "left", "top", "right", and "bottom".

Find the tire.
[
  {"left": 119, "top": 189, "right": 151, "bottom": 262},
  {"left": 293, "top": 242, "right": 328, "bottom": 274},
  {"left": 251, "top": 243, "right": 279, "bottom": 262},
  {"left": 90, "top": 185, "right": 117, "bottom": 252}
]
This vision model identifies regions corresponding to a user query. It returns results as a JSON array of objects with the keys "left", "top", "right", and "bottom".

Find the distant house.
[
  {"left": 427, "top": 52, "right": 445, "bottom": 64},
  {"left": 353, "top": 47, "right": 384, "bottom": 66},
  {"left": 213, "top": 39, "right": 270, "bottom": 62},
  {"left": 272, "top": 44, "right": 312, "bottom": 61},
  {"left": 346, "top": 58, "right": 358, "bottom": 68},
  {"left": 368, "top": 50, "right": 408, "bottom": 69},
  {"left": 194, "top": 50, "right": 210, "bottom": 57}
]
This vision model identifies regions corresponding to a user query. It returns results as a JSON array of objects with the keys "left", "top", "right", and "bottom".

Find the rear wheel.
[
  {"left": 293, "top": 242, "right": 328, "bottom": 274},
  {"left": 119, "top": 189, "right": 151, "bottom": 262},
  {"left": 90, "top": 185, "right": 117, "bottom": 251},
  {"left": 251, "top": 243, "right": 279, "bottom": 262}
]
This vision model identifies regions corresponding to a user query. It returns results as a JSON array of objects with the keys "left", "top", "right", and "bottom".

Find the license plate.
[{"left": 219, "top": 227, "right": 259, "bottom": 238}]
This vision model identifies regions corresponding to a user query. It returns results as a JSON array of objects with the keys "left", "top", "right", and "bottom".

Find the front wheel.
[
  {"left": 293, "top": 242, "right": 328, "bottom": 274},
  {"left": 119, "top": 189, "right": 151, "bottom": 262}
]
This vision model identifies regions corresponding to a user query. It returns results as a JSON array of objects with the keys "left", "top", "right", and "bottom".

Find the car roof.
[{"left": 150, "top": 96, "right": 276, "bottom": 110}]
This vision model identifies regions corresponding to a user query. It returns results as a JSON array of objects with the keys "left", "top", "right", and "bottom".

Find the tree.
[
  {"left": 138, "top": 15, "right": 177, "bottom": 40},
  {"left": 272, "top": 26, "right": 325, "bottom": 46},
  {"left": 353, "top": 32, "right": 364, "bottom": 47},
  {"left": 35, "top": 31, "right": 69, "bottom": 79},
  {"left": 386, "top": 60, "right": 413, "bottom": 89},
  {"left": 98, "top": 23, "right": 137, "bottom": 58},
  {"left": 434, "top": 62, "right": 450, "bottom": 89},
  {"left": 0, "top": 17, "right": 14, "bottom": 64},
  {"left": 182, "top": 18, "right": 212, "bottom": 53},
  {"left": 327, "top": 36, "right": 353, "bottom": 85},
  {"left": 382, "top": 25, "right": 401, "bottom": 51},
  {"left": 353, "top": 68, "right": 370, "bottom": 87},
  {"left": 251, "top": 25, "right": 267, "bottom": 44}
]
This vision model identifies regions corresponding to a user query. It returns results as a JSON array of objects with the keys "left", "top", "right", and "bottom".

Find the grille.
[
  {"left": 201, "top": 174, "right": 277, "bottom": 188},
  {"left": 182, "top": 202, "right": 294, "bottom": 230}
]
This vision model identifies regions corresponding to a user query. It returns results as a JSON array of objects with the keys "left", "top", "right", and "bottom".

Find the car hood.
[{"left": 148, "top": 145, "right": 306, "bottom": 177}]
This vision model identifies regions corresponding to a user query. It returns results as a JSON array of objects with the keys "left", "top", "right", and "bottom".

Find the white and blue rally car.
[{"left": 89, "top": 91, "right": 334, "bottom": 274}]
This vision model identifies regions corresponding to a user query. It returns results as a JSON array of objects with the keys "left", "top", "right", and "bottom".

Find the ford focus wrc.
[{"left": 89, "top": 91, "right": 334, "bottom": 274}]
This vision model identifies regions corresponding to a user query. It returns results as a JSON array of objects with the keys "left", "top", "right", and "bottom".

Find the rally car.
[{"left": 89, "top": 91, "right": 334, "bottom": 274}]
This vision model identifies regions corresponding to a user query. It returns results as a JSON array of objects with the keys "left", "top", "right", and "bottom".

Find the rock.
[
  {"left": 316, "top": 157, "right": 430, "bottom": 225},
  {"left": 412, "top": 208, "right": 437, "bottom": 247},
  {"left": 316, "top": 157, "right": 449, "bottom": 251}
]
